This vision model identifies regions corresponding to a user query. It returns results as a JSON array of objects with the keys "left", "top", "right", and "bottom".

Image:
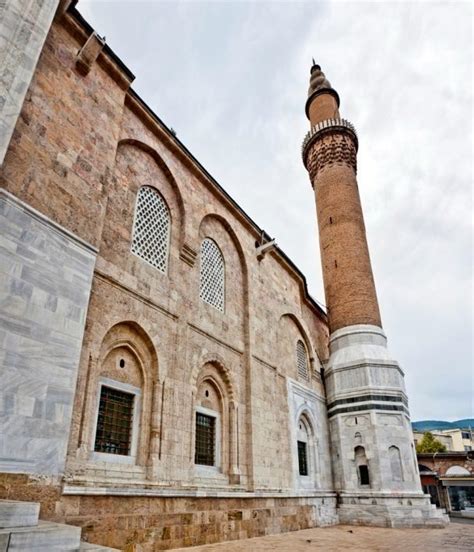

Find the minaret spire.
[{"left": 304, "top": 63, "right": 340, "bottom": 124}]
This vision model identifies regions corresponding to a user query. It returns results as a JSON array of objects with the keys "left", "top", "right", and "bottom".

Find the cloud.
[{"left": 78, "top": 0, "right": 472, "bottom": 421}]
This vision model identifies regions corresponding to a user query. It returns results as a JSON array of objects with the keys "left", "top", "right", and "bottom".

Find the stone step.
[
  {"left": 0, "top": 500, "right": 39, "bottom": 528},
  {"left": 0, "top": 520, "right": 81, "bottom": 551}
]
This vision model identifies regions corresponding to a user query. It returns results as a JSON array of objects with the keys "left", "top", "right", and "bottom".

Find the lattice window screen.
[
  {"left": 200, "top": 238, "right": 225, "bottom": 312},
  {"left": 296, "top": 340, "right": 309, "bottom": 379},
  {"left": 131, "top": 186, "right": 170, "bottom": 273}
]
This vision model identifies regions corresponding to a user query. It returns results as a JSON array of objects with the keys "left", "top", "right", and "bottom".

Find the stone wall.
[
  {"left": 65, "top": 494, "right": 338, "bottom": 551},
  {"left": 0, "top": 0, "right": 333, "bottom": 530},
  {"left": 0, "top": 474, "right": 338, "bottom": 550},
  {"left": 0, "top": 0, "right": 60, "bottom": 164}
]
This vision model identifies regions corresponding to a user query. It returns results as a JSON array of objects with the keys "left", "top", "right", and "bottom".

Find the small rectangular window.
[
  {"left": 94, "top": 386, "right": 134, "bottom": 455},
  {"left": 297, "top": 440, "right": 308, "bottom": 476},
  {"left": 195, "top": 412, "right": 215, "bottom": 466},
  {"left": 359, "top": 464, "right": 370, "bottom": 486}
]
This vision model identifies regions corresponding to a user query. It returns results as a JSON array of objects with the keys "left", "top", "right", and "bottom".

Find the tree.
[{"left": 416, "top": 432, "right": 447, "bottom": 453}]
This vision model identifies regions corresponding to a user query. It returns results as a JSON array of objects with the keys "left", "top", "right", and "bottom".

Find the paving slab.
[{"left": 172, "top": 523, "right": 474, "bottom": 551}]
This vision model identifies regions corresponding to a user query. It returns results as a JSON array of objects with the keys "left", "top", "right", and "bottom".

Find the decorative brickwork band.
[{"left": 302, "top": 118, "right": 358, "bottom": 180}]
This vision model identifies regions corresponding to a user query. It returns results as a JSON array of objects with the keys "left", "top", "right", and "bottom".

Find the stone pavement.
[{"left": 172, "top": 523, "right": 474, "bottom": 551}]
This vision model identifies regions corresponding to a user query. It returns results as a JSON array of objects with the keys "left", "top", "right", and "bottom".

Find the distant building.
[
  {"left": 412, "top": 420, "right": 474, "bottom": 452},
  {"left": 418, "top": 452, "right": 474, "bottom": 514}
]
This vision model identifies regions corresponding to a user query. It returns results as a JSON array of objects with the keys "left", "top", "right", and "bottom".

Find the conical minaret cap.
[
  {"left": 308, "top": 63, "right": 332, "bottom": 96},
  {"left": 305, "top": 61, "right": 340, "bottom": 119}
]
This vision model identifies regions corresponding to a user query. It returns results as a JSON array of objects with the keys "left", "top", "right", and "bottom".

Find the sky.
[{"left": 78, "top": 0, "right": 472, "bottom": 422}]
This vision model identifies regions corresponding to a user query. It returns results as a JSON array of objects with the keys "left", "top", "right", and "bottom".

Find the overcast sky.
[{"left": 79, "top": 0, "right": 472, "bottom": 422}]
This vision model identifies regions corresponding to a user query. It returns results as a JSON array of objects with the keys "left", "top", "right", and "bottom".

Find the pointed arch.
[
  {"left": 295, "top": 405, "right": 317, "bottom": 431},
  {"left": 279, "top": 313, "right": 320, "bottom": 367},
  {"left": 198, "top": 213, "right": 248, "bottom": 282},
  {"left": 191, "top": 352, "right": 236, "bottom": 402},
  {"left": 116, "top": 139, "right": 186, "bottom": 248},
  {"left": 86, "top": 320, "right": 159, "bottom": 466},
  {"left": 99, "top": 320, "right": 158, "bottom": 385}
]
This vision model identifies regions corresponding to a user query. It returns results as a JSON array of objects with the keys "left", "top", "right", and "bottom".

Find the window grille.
[
  {"left": 200, "top": 238, "right": 225, "bottom": 311},
  {"left": 296, "top": 340, "right": 309, "bottom": 379},
  {"left": 195, "top": 412, "right": 215, "bottom": 466},
  {"left": 131, "top": 186, "right": 170, "bottom": 273},
  {"left": 297, "top": 440, "right": 308, "bottom": 476},
  {"left": 94, "top": 386, "right": 134, "bottom": 455}
]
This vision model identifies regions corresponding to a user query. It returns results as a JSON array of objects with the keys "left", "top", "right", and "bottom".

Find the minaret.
[
  {"left": 302, "top": 63, "right": 447, "bottom": 526},
  {"left": 304, "top": 63, "right": 381, "bottom": 333}
]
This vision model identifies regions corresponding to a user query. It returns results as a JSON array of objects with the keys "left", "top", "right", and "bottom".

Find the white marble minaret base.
[{"left": 325, "top": 325, "right": 448, "bottom": 527}]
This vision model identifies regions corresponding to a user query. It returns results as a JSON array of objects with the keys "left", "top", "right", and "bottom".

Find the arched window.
[
  {"left": 131, "top": 186, "right": 171, "bottom": 273},
  {"left": 389, "top": 445, "right": 404, "bottom": 481},
  {"left": 297, "top": 416, "right": 311, "bottom": 476},
  {"left": 296, "top": 340, "right": 309, "bottom": 379},
  {"left": 200, "top": 238, "right": 225, "bottom": 312},
  {"left": 355, "top": 446, "right": 370, "bottom": 486},
  {"left": 193, "top": 361, "right": 237, "bottom": 482},
  {"left": 89, "top": 322, "right": 158, "bottom": 467},
  {"left": 195, "top": 379, "right": 222, "bottom": 468}
]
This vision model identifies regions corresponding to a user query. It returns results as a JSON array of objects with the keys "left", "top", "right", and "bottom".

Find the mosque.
[{"left": 0, "top": 1, "right": 447, "bottom": 549}]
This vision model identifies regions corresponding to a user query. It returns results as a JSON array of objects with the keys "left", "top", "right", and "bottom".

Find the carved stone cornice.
[{"left": 302, "top": 118, "right": 358, "bottom": 181}]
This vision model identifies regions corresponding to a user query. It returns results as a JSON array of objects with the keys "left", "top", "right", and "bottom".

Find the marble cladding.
[
  {"left": 0, "top": 190, "right": 96, "bottom": 475},
  {"left": 0, "top": 520, "right": 81, "bottom": 551},
  {"left": 0, "top": 499, "right": 39, "bottom": 528},
  {"left": 0, "top": 0, "right": 60, "bottom": 164},
  {"left": 337, "top": 494, "right": 449, "bottom": 528},
  {"left": 286, "top": 379, "right": 333, "bottom": 490},
  {"left": 325, "top": 325, "right": 422, "bottom": 494}
]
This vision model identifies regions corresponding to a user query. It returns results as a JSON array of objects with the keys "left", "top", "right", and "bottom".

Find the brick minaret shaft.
[{"left": 302, "top": 64, "right": 381, "bottom": 333}]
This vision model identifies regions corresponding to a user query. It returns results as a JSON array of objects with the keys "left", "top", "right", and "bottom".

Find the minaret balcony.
[{"left": 302, "top": 118, "right": 358, "bottom": 168}]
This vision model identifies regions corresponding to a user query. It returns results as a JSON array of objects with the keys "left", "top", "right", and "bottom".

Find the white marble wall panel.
[
  {"left": 287, "top": 379, "right": 333, "bottom": 491},
  {"left": 0, "top": 190, "right": 96, "bottom": 475}
]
